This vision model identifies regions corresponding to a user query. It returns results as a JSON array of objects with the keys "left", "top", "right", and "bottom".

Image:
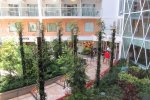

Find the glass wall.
[{"left": 122, "top": 0, "right": 150, "bottom": 68}]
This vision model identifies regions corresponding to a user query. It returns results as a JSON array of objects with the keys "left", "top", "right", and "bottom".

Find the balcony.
[
  {"left": 0, "top": 7, "right": 39, "bottom": 17},
  {"left": 43, "top": 7, "right": 99, "bottom": 17},
  {"left": 0, "top": 7, "right": 100, "bottom": 17}
]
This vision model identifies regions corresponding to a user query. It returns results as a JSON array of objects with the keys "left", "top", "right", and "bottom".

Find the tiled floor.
[{"left": 10, "top": 57, "right": 109, "bottom": 100}]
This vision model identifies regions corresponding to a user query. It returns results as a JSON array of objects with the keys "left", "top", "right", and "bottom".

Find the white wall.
[{"left": 101, "top": 0, "right": 119, "bottom": 35}]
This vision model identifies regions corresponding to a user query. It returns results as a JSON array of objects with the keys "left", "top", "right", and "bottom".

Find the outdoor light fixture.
[{"left": 71, "top": 0, "right": 76, "bottom": 2}]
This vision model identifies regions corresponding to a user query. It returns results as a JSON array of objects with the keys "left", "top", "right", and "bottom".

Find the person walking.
[
  {"left": 104, "top": 50, "right": 110, "bottom": 65},
  {"left": 90, "top": 48, "right": 95, "bottom": 63}
]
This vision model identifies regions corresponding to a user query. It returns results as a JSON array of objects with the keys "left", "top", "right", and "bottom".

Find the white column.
[
  {"left": 59, "top": 0, "right": 62, "bottom": 16},
  {"left": 37, "top": 0, "right": 42, "bottom": 23},
  {"left": 79, "top": 0, "right": 82, "bottom": 16}
]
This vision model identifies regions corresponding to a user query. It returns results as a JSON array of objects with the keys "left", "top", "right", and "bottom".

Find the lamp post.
[
  {"left": 37, "top": 28, "right": 45, "bottom": 100},
  {"left": 110, "top": 22, "right": 116, "bottom": 70}
]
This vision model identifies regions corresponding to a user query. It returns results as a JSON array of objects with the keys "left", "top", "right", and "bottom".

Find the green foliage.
[
  {"left": 0, "top": 40, "right": 22, "bottom": 77},
  {"left": 81, "top": 48, "right": 91, "bottom": 55},
  {"left": 118, "top": 72, "right": 150, "bottom": 98}
]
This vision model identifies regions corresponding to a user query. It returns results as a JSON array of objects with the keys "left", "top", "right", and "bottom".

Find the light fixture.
[{"left": 71, "top": 0, "right": 76, "bottom": 2}]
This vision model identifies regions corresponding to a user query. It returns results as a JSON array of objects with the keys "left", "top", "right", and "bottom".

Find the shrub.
[{"left": 81, "top": 48, "right": 91, "bottom": 55}]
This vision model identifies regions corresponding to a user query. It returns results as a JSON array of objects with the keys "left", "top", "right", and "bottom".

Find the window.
[
  {"left": 28, "top": 23, "right": 37, "bottom": 32},
  {"left": 66, "top": 23, "right": 72, "bottom": 32},
  {"left": 85, "top": 22, "right": 94, "bottom": 32},
  {"left": 8, "top": 4, "right": 19, "bottom": 16},
  {"left": 27, "top": 4, "right": 38, "bottom": 16},
  {"left": 45, "top": 4, "right": 59, "bottom": 16},
  {"left": 82, "top": 4, "right": 95, "bottom": 16},
  {"left": 47, "top": 23, "right": 57, "bottom": 32},
  {"left": 9, "top": 23, "right": 17, "bottom": 32}
]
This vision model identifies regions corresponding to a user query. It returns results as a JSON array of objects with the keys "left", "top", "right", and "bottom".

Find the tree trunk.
[
  {"left": 19, "top": 31, "right": 26, "bottom": 79},
  {"left": 37, "top": 37, "right": 45, "bottom": 100},
  {"left": 110, "top": 29, "right": 116, "bottom": 71},
  {"left": 58, "top": 29, "right": 62, "bottom": 57},
  {"left": 95, "top": 31, "right": 102, "bottom": 87}
]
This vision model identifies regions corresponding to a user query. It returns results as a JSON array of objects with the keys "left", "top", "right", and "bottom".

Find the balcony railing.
[
  {"left": 0, "top": 7, "right": 100, "bottom": 17},
  {"left": 0, "top": 7, "right": 39, "bottom": 16}
]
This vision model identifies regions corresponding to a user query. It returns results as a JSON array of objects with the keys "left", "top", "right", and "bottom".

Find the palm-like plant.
[
  {"left": 110, "top": 23, "right": 116, "bottom": 71},
  {"left": 56, "top": 22, "right": 63, "bottom": 57},
  {"left": 95, "top": 19, "right": 105, "bottom": 88},
  {"left": 15, "top": 22, "right": 26, "bottom": 79}
]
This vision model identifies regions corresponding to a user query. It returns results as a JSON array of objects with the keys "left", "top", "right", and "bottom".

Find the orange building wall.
[{"left": 0, "top": 19, "right": 99, "bottom": 37}]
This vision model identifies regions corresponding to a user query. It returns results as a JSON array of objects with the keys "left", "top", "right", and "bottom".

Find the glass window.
[
  {"left": 143, "top": 0, "right": 150, "bottom": 10},
  {"left": 8, "top": 4, "right": 19, "bottom": 16},
  {"left": 82, "top": 4, "right": 95, "bottom": 16},
  {"left": 28, "top": 23, "right": 37, "bottom": 32},
  {"left": 45, "top": 4, "right": 59, "bottom": 16},
  {"left": 85, "top": 22, "right": 94, "bottom": 32},
  {"left": 9, "top": 23, "right": 17, "bottom": 32},
  {"left": 66, "top": 23, "right": 72, "bottom": 32},
  {"left": 131, "top": 0, "right": 141, "bottom": 12},
  {"left": 135, "top": 45, "right": 146, "bottom": 66},
  {"left": 119, "top": 0, "right": 124, "bottom": 15},
  {"left": 27, "top": 4, "right": 38, "bottom": 16},
  {"left": 123, "top": 37, "right": 131, "bottom": 56},
  {"left": 47, "top": 23, "right": 57, "bottom": 32}
]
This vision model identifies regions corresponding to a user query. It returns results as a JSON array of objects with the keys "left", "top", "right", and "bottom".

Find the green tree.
[
  {"left": 0, "top": 40, "right": 22, "bottom": 77},
  {"left": 95, "top": 19, "right": 105, "bottom": 87},
  {"left": 15, "top": 22, "right": 26, "bottom": 78}
]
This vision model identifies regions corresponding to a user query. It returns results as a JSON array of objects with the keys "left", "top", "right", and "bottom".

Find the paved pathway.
[{"left": 10, "top": 57, "right": 109, "bottom": 100}]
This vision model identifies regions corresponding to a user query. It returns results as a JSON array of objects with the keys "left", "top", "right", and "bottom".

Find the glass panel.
[
  {"left": 123, "top": 38, "right": 131, "bottom": 56},
  {"left": 28, "top": 23, "right": 37, "bottom": 32},
  {"left": 142, "top": 11, "right": 150, "bottom": 36},
  {"left": 146, "top": 25, "right": 150, "bottom": 40},
  {"left": 123, "top": 14, "right": 129, "bottom": 31},
  {"left": 121, "top": 43, "right": 125, "bottom": 58},
  {"left": 27, "top": 4, "right": 38, "bottom": 16},
  {"left": 9, "top": 23, "right": 17, "bottom": 32},
  {"left": 140, "top": 0, "right": 145, "bottom": 8},
  {"left": 123, "top": 15, "right": 132, "bottom": 37},
  {"left": 145, "top": 41, "right": 150, "bottom": 66},
  {"left": 8, "top": 4, "right": 19, "bottom": 16},
  {"left": 134, "top": 16, "right": 144, "bottom": 38},
  {"left": 82, "top": 4, "right": 96, "bottom": 16},
  {"left": 137, "top": 47, "right": 146, "bottom": 66},
  {"left": 133, "top": 39, "right": 143, "bottom": 47},
  {"left": 143, "top": 0, "right": 150, "bottom": 10},
  {"left": 125, "top": 0, "right": 129, "bottom": 13},
  {"left": 45, "top": 4, "right": 59, "bottom": 16},
  {"left": 129, "top": 44, "right": 135, "bottom": 61},
  {"left": 131, "top": 0, "right": 141, "bottom": 12},
  {"left": 66, "top": 23, "right": 71, "bottom": 32},
  {"left": 128, "top": 0, "right": 134, "bottom": 11},
  {"left": 85, "top": 22, "right": 94, "bottom": 32},
  {"left": 47, "top": 23, "right": 57, "bottom": 32},
  {"left": 134, "top": 44, "right": 142, "bottom": 61},
  {"left": 131, "top": 13, "right": 140, "bottom": 34}
]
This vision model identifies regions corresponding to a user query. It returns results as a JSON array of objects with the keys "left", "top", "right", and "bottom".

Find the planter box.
[{"left": 0, "top": 76, "right": 62, "bottom": 100}]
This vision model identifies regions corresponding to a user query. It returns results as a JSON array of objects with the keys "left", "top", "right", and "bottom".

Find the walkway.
[{"left": 10, "top": 57, "right": 109, "bottom": 100}]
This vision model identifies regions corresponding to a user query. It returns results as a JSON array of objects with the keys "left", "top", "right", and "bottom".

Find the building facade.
[
  {"left": 0, "top": 0, "right": 101, "bottom": 42},
  {"left": 121, "top": 0, "right": 150, "bottom": 68}
]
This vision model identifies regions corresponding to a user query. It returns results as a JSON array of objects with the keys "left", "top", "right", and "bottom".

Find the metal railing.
[{"left": 0, "top": 7, "right": 100, "bottom": 17}]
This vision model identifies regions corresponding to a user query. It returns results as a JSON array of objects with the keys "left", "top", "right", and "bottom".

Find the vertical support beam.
[
  {"left": 37, "top": 0, "right": 42, "bottom": 23},
  {"left": 79, "top": 0, "right": 82, "bottom": 16},
  {"left": 60, "top": 0, "right": 62, "bottom": 16}
]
